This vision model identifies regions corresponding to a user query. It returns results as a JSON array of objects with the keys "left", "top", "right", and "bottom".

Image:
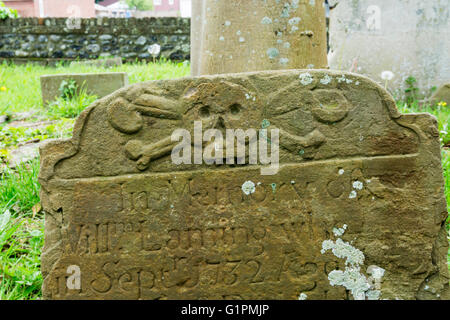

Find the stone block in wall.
[{"left": 40, "top": 72, "right": 128, "bottom": 106}]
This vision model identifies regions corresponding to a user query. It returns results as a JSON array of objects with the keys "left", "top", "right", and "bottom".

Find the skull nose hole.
[
  {"left": 215, "top": 116, "right": 226, "bottom": 129},
  {"left": 199, "top": 106, "right": 210, "bottom": 118}
]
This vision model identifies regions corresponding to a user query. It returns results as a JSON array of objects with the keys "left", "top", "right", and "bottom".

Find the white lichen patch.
[
  {"left": 328, "top": 268, "right": 371, "bottom": 300},
  {"left": 367, "top": 265, "right": 385, "bottom": 280},
  {"left": 267, "top": 47, "right": 280, "bottom": 59},
  {"left": 280, "top": 3, "right": 291, "bottom": 18},
  {"left": 219, "top": 36, "right": 225, "bottom": 41},
  {"left": 225, "top": 21, "right": 231, "bottom": 26},
  {"left": 349, "top": 190, "right": 357, "bottom": 199},
  {"left": 353, "top": 181, "right": 364, "bottom": 190},
  {"left": 338, "top": 169, "right": 345, "bottom": 175},
  {"left": 242, "top": 181, "right": 256, "bottom": 195},
  {"left": 321, "top": 228, "right": 385, "bottom": 300},
  {"left": 298, "top": 293, "right": 308, "bottom": 300},
  {"left": 321, "top": 238, "right": 365, "bottom": 266},
  {"left": 337, "top": 75, "right": 348, "bottom": 83},
  {"left": 280, "top": 58, "right": 289, "bottom": 65},
  {"left": 320, "top": 74, "right": 333, "bottom": 85},
  {"left": 299, "top": 72, "right": 313, "bottom": 85},
  {"left": 245, "top": 93, "right": 257, "bottom": 102},
  {"left": 288, "top": 17, "right": 301, "bottom": 25},
  {"left": 366, "top": 290, "right": 381, "bottom": 300},
  {"left": 333, "top": 224, "right": 348, "bottom": 237},
  {"left": 239, "top": 37, "right": 245, "bottom": 43},
  {"left": 261, "top": 16, "right": 272, "bottom": 24}
]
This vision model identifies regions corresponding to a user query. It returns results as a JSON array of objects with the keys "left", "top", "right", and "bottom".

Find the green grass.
[
  {"left": 397, "top": 100, "right": 450, "bottom": 147},
  {"left": 46, "top": 89, "right": 97, "bottom": 119},
  {"left": 0, "top": 61, "right": 448, "bottom": 299},
  {"left": 0, "top": 158, "right": 43, "bottom": 300},
  {"left": 0, "top": 60, "right": 189, "bottom": 299},
  {"left": 0, "top": 59, "right": 190, "bottom": 115}
]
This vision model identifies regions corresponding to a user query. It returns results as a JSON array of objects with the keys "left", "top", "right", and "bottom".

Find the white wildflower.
[
  {"left": 381, "top": 71, "right": 394, "bottom": 81},
  {"left": 148, "top": 43, "right": 161, "bottom": 57}
]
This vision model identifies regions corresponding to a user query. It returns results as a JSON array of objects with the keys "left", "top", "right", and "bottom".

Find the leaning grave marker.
[{"left": 40, "top": 69, "right": 449, "bottom": 300}]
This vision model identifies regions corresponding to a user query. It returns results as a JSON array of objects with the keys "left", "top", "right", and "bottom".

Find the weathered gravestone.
[
  {"left": 69, "top": 57, "right": 123, "bottom": 69},
  {"left": 430, "top": 84, "right": 450, "bottom": 107},
  {"left": 191, "top": 0, "right": 328, "bottom": 76},
  {"left": 40, "top": 70, "right": 449, "bottom": 300},
  {"left": 40, "top": 72, "right": 128, "bottom": 106},
  {"left": 328, "top": 0, "right": 450, "bottom": 95}
]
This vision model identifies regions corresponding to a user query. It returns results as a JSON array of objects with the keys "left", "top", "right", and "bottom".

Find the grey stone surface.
[
  {"left": 9, "top": 142, "right": 42, "bottom": 168},
  {"left": 328, "top": 0, "right": 450, "bottom": 96},
  {"left": 0, "top": 115, "right": 8, "bottom": 124},
  {"left": 69, "top": 57, "right": 123, "bottom": 68},
  {"left": 40, "top": 72, "right": 128, "bottom": 105}
]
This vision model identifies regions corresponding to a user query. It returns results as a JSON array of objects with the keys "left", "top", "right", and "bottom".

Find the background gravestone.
[
  {"left": 69, "top": 57, "right": 123, "bottom": 69},
  {"left": 191, "top": 0, "right": 328, "bottom": 75},
  {"left": 40, "top": 70, "right": 449, "bottom": 299},
  {"left": 40, "top": 72, "right": 128, "bottom": 106},
  {"left": 430, "top": 84, "right": 450, "bottom": 106},
  {"left": 328, "top": 0, "right": 450, "bottom": 96}
]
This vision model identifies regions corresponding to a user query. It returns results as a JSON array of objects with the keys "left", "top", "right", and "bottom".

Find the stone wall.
[{"left": 0, "top": 17, "right": 190, "bottom": 64}]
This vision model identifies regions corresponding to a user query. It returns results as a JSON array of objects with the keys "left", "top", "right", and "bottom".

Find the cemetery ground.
[{"left": 0, "top": 61, "right": 448, "bottom": 300}]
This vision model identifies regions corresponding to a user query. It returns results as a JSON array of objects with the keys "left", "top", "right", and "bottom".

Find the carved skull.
[{"left": 182, "top": 81, "right": 261, "bottom": 133}]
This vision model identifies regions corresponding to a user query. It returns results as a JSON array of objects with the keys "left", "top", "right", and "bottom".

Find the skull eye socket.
[
  {"left": 199, "top": 106, "right": 210, "bottom": 118},
  {"left": 229, "top": 104, "right": 241, "bottom": 115}
]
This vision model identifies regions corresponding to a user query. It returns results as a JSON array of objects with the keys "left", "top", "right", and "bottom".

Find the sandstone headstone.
[
  {"left": 40, "top": 72, "right": 128, "bottom": 106},
  {"left": 328, "top": 0, "right": 450, "bottom": 95},
  {"left": 40, "top": 70, "right": 449, "bottom": 300},
  {"left": 430, "top": 84, "right": 450, "bottom": 106},
  {"left": 191, "top": 0, "right": 328, "bottom": 76}
]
